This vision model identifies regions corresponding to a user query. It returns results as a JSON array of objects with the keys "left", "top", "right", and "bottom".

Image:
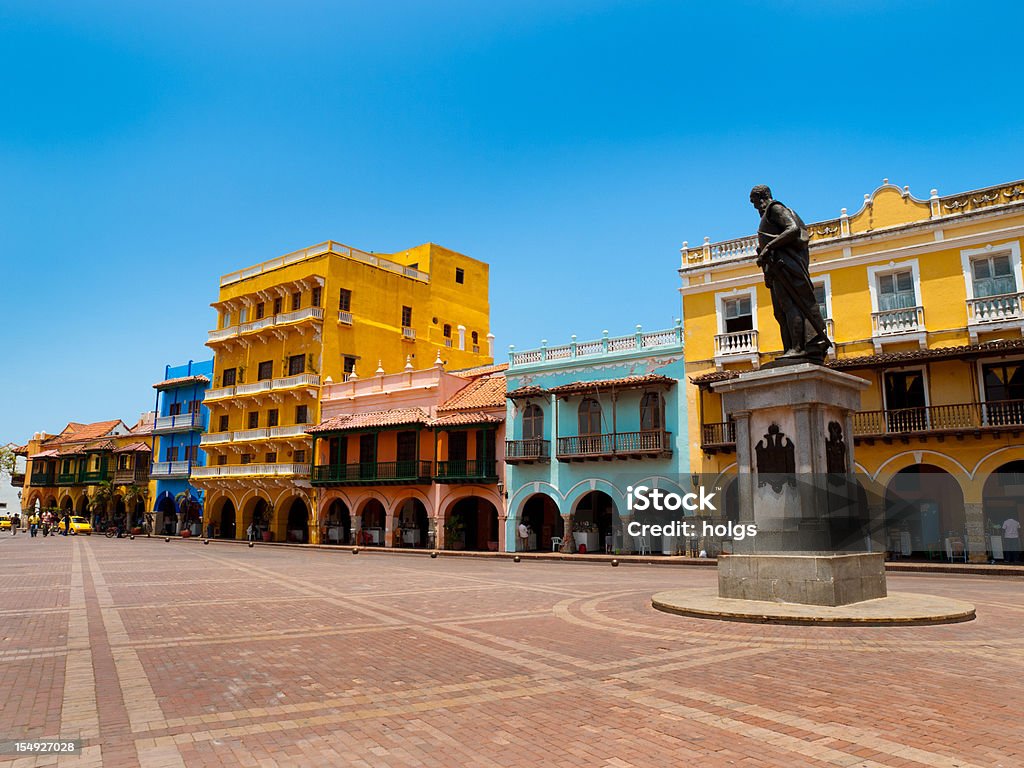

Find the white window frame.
[
  {"left": 961, "top": 241, "right": 1023, "bottom": 302},
  {"left": 715, "top": 287, "right": 757, "bottom": 336},
  {"left": 975, "top": 356, "right": 1024, "bottom": 406},
  {"left": 866, "top": 259, "right": 924, "bottom": 350}
]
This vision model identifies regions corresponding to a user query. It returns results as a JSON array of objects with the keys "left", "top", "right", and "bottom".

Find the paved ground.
[{"left": 0, "top": 536, "right": 1022, "bottom": 768}]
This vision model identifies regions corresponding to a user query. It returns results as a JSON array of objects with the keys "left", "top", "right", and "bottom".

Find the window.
[
  {"left": 578, "top": 398, "right": 602, "bottom": 435},
  {"left": 312, "top": 287, "right": 322, "bottom": 307},
  {"left": 471, "top": 331, "right": 478, "bottom": 345},
  {"left": 273, "top": 297, "right": 282, "bottom": 315},
  {"left": 455, "top": 267, "right": 465, "bottom": 284},
  {"left": 296, "top": 404, "right": 309, "bottom": 424},
  {"left": 218, "top": 414, "right": 229, "bottom": 432},
  {"left": 396, "top": 431, "right": 417, "bottom": 463},
  {"left": 291, "top": 291, "right": 301, "bottom": 311},
  {"left": 972, "top": 254, "right": 1016, "bottom": 298},
  {"left": 401, "top": 305, "right": 412, "bottom": 328},
  {"left": 288, "top": 354, "right": 305, "bottom": 376},
  {"left": 640, "top": 392, "right": 663, "bottom": 431},
  {"left": 256, "top": 302, "right": 265, "bottom": 319},
  {"left": 217, "top": 455, "right": 227, "bottom": 466},
  {"left": 267, "top": 408, "right": 279, "bottom": 427},
  {"left": 813, "top": 283, "right": 828, "bottom": 320},
  {"left": 522, "top": 404, "right": 544, "bottom": 440},
  {"left": 189, "top": 400, "right": 201, "bottom": 415},
  {"left": 883, "top": 370, "right": 927, "bottom": 431},
  {"left": 343, "top": 356, "right": 356, "bottom": 378},
  {"left": 241, "top": 454, "right": 252, "bottom": 465},
  {"left": 294, "top": 449, "right": 306, "bottom": 463},
  {"left": 443, "top": 324, "right": 452, "bottom": 339},
  {"left": 117, "top": 454, "right": 129, "bottom": 470},
  {"left": 265, "top": 452, "right": 277, "bottom": 463},
  {"left": 184, "top": 445, "right": 197, "bottom": 462},
  {"left": 257, "top": 360, "right": 273, "bottom": 381},
  {"left": 221, "top": 368, "right": 237, "bottom": 387},
  {"left": 165, "top": 446, "right": 179, "bottom": 462},
  {"left": 448, "top": 431, "right": 468, "bottom": 462},
  {"left": 248, "top": 412, "right": 259, "bottom": 429},
  {"left": 983, "top": 362, "right": 1024, "bottom": 402},
  {"left": 723, "top": 296, "right": 753, "bottom": 333},
  {"left": 877, "top": 270, "right": 916, "bottom": 311},
  {"left": 339, "top": 289, "right": 352, "bottom": 312},
  {"left": 221, "top": 311, "right": 231, "bottom": 329},
  {"left": 169, "top": 402, "right": 182, "bottom": 416}
]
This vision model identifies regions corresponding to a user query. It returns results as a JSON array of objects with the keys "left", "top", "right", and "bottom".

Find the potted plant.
[
  {"left": 572, "top": 519, "right": 598, "bottom": 553},
  {"left": 444, "top": 513, "right": 464, "bottom": 550},
  {"left": 262, "top": 504, "right": 276, "bottom": 542}
]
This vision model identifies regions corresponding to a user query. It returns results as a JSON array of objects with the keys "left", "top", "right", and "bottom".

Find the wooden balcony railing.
[
  {"left": 113, "top": 467, "right": 150, "bottom": 485},
  {"left": 557, "top": 431, "right": 671, "bottom": 460},
  {"left": 29, "top": 472, "right": 56, "bottom": 486},
  {"left": 434, "top": 459, "right": 498, "bottom": 482},
  {"left": 57, "top": 472, "right": 79, "bottom": 485},
  {"left": 311, "top": 460, "right": 432, "bottom": 485},
  {"left": 504, "top": 439, "right": 550, "bottom": 463},
  {"left": 701, "top": 421, "right": 736, "bottom": 447}
]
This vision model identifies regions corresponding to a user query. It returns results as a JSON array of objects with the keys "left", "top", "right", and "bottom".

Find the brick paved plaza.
[{"left": 0, "top": 536, "right": 1022, "bottom": 768}]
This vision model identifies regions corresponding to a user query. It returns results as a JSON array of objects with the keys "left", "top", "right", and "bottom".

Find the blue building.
[
  {"left": 504, "top": 323, "right": 689, "bottom": 554},
  {"left": 151, "top": 359, "right": 214, "bottom": 535}
]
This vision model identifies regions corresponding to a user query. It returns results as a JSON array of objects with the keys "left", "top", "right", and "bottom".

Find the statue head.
[{"left": 750, "top": 184, "right": 773, "bottom": 214}]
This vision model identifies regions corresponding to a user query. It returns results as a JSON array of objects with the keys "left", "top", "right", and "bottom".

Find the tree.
[
  {"left": 0, "top": 445, "right": 17, "bottom": 481},
  {"left": 122, "top": 484, "right": 149, "bottom": 533},
  {"left": 88, "top": 480, "right": 114, "bottom": 522}
]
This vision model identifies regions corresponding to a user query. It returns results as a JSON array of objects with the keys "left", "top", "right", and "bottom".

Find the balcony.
[
  {"left": 234, "top": 428, "right": 270, "bottom": 442},
  {"left": 204, "top": 385, "right": 236, "bottom": 401},
  {"left": 556, "top": 431, "right": 672, "bottom": 461},
  {"left": 237, "top": 380, "right": 272, "bottom": 395},
  {"left": 966, "top": 292, "right": 1024, "bottom": 340},
  {"left": 206, "top": 374, "right": 320, "bottom": 403},
  {"left": 504, "top": 439, "right": 551, "bottom": 464},
  {"left": 338, "top": 310, "right": 353, "bottom": 325},
  {"left": 714, "top": 330, "right": 758, "bottom": 357},
  {"left": 29, "top": 471, "right": 55, "bottom": 487},
  {"left": 402, "top": 326, "right": 416, "bottom": 340},
  {"left": 151, "top": 461, "right": 191, "bottom": 479},
  {"left": 434, "top": 459, "right": 498, "bottom": 483},
  {"left": 10, "top": 473, "right": 25, "bottom": 488},
  {"left": 269, "top": 425, "right": 309, "bottom": 438},
  {"left": 201, "top": 432, "right": 232, "bottom": 446},
  {"left": 701, "top": 421, "right": 736, "bottom": 453},
  {"left": 311, "top": 460, "right": 432, "bottom": 486},
  {"left": 207, "top": 326, "right": 239, "bottom": 343},
  {"left": 57, "top": 472, "right": 79, "bottom": 485},
  {"left": 509, "top": 324, "right": 684, "bottom": 368},
  {"left": 192, "top": 463, "right": 310, "bottom": 479},
  {"left": 113, "top": 466, "right": 150, "bottom": 485},
  {"left": 277, "top": 306, "right": 324, "bottom": 325},
  {"left": 871, "top": 306, "right": 925, "bottom": 337},
  {"left": 153, "top": 412, "right": 203, "bottom": 433},
  {"left": 854, "top": 400, "right": 1024, "bottom": 440},
  {"left": 272, "top": 373, "right": 320, "bottom": 390},
  {"left": 239, "top": 316, "right": 276, "bottom": 334},
  {"left": 79, "top": 469, "right": 110, "bottom": 484}
]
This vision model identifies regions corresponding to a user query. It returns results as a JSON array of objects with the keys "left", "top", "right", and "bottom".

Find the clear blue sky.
[{"left": 2, "top": 1, "right": 1022, "bottom": 442}]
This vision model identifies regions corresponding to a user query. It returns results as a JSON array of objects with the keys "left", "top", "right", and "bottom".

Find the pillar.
[{"left": 964, "top": 502, "right": 987, "bottom": 564}]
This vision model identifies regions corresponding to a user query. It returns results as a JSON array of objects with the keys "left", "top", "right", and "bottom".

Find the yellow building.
[
  {"left": 681, "top": 179, "right": 1024, "bottom": 563},
  {"left": 194, "top": 239, "right": 494, "bottom": 543}
]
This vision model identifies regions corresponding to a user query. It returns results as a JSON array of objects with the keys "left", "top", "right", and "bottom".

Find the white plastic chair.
[
  {"left": 634, "top": 536, "right": 651, "bottom": 555},
  {"left": 551, "top": 536, "right": 562, "bottom": 551}
]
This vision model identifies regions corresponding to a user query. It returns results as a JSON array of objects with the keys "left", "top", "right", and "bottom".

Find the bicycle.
[{"left": 104, "top": 526, "right": 122, "bottom": 539}]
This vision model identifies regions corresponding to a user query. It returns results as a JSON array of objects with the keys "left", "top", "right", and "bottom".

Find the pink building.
[{"left": 309, "top": 358, "right": 507, "bottom": 551}]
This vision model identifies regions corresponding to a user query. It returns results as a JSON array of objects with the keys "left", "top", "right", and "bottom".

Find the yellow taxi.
[
  {"left": 0, "top": 516, "right": 11, "bottom": 531},
  {"left": 67, "top": 516, "right": 93, "bottom": 535}
]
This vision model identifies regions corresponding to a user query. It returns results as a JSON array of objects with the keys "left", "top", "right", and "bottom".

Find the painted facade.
[
  {"left": 308, "top": 358, "right": 507, "bottom": 551},
  {"left": 151, "top": 359, "right": 214, "bottom": 535},
  {"left": 195, "top": 240, "right": 494, "bottom": 542},
  {"left": 681, "top": 178, "right": 1024, "bottom": 563},
  {"left": 504, "top": 323, "right": 689, "bottom": 554}
]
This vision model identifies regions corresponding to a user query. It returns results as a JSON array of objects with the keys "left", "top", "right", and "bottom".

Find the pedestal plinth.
[{"left": 717, "top": 552, "right": 886, "bottom": 606}]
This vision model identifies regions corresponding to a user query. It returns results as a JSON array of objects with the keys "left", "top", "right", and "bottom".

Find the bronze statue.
[{"left": 750, "top": 185, "right": 831, "bottom": 363}]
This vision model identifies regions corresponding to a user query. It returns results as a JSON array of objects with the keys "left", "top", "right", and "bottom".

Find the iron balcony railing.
[
  {"left": 434, "top": 459, "right": 498, "bottom": 482},
  {"left": 312, "top": 460, "right": 432, "bottom": 485},
  {"left": 557, "top": 430, "right": 671, "bottom": 459},
  {"left": 504, "top": 439, "right": 551, "bottom": 462}
]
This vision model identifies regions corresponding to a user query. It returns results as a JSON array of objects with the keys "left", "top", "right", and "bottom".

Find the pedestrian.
[
  {"left": 61, "top": 512, "right": 71, "bottom": 536},
  {"left": 246, "top": 521, "right": 257, "bottom": 542},
  {"left": 11, "top": 512, "right": 19, "bottom": 535},
  {"left": 29, "top": 511, "right": 39, "bottom": 537},
  {"left": 1003, "top": 516, "right": 1021, "bottom": 563},
  {"left": 517, "top": 520, "right": 530, "bottom": 552}
]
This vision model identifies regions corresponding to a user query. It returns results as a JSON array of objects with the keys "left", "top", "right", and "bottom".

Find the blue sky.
[{"left": 2, "top": 1, "right": 1023, "bottom": 441}]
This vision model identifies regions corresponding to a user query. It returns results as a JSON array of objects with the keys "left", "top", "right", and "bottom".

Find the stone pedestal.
[{"left": 711, "top": 364, "right": 884, "bottom": 606}]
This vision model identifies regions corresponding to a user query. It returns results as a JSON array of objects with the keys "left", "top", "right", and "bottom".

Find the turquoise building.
[
  {"left": 503, "top": 323, "right": 689, "bottom": 554},
  {"left": 151, "top": 359, "right": 214, "bottom": 535}
]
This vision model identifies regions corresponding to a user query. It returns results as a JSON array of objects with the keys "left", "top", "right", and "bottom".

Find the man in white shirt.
[
  {"left": 1002, "top": 517, "right": 1021, "bottom": 563},
  {"left": 517, "top": 521, "right": 530, "bottom": 552}
]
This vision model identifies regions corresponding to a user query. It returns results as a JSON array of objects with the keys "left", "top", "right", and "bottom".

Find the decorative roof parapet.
[{"left": 508, "top": 322, "right": 683, "bottom": 369}]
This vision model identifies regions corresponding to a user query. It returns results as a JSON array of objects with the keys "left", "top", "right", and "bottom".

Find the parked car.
[
  {"left": 0, "top": 516, "right": 10, "bottom": 531},
  {"left": 67, "top": 516, "right": 93, "bottom": 535}
]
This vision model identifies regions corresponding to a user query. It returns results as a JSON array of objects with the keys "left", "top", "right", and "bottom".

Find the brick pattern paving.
[{"left": 0, "top": 535, "right": 1022, "bottom": 767}]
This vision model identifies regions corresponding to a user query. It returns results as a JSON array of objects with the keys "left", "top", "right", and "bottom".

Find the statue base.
[{"left": 717, "top": 552, "right": 886, "bottom": 606}]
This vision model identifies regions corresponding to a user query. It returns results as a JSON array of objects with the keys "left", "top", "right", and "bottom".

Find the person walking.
[
  {"left": 11, "top": 512, "right": 19, "bottom": 535},
  {"left": 517, "top": 521, "right": 531, "bottom": 552},
  {"left": 1003, "top": 516, "right": 1021, "bottom": 564},
  {"left": 60, "top": 512, "right": 71, "bottom": 536},
  {"left": 29, "top": 511, "right": 39, "bottom": 537}
]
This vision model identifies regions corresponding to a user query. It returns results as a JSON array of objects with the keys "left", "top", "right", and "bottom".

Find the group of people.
[{"left": 10, "top": 510, "right": 74, "bottom": 537}]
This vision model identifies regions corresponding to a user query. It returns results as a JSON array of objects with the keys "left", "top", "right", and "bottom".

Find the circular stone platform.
[{"left": 652, "top": 588, "right": 975, "bottom": 626}]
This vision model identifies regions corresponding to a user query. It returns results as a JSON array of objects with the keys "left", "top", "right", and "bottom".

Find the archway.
[
  {"left": 982, "top": 460, "right": 1024, "bottom": 562},
  {"left": 448, "top": 497, "right": 499, "bottom": 551},
  {"left": 75, "top": 495, "right": 89, "bottom": 517},
  {"left": 156, "top": 494, "right": 177, "bottom": 536},
  {"left": 286, "top": 498, "right": 309, "bottom": 543},
  {"left": 248, "top": 497, "right": 271, "bottom": 540},
  {"left": 520, "top": 494, "right": 561, "bottom": 552},
  {"left": 395, "top": 498, "right": 429, "bottom": 548},
  {"left": 572, "top": 491, "right": 616, "bottom": 554},
  {"left": 218, "top": 499, "right": 237, "bottom": 540},
  {"left": 62, "top": 496, "right": 74, "bottom": 513},
  {"left": 324, "top": 499, "right": 351, "bottom": 545},
  {"left": 359, "top": 499, "right": 386, "bottom": 546},
  {"left": 884, "top": 465, "right": 965, "bottom": 559}
]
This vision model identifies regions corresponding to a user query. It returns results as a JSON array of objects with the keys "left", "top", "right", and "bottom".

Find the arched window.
[
  {"left": 523, "top": 404, "right": 544, "bottom": 440},
  {"left": 578, "top": 398, "right": 602, "bottom": 435},
  {"left": 640, "top": 392, "right": 663, "bottom": 431}
]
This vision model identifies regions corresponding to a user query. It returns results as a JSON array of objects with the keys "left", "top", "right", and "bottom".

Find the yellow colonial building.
[
  {"left": 194, "top": 240, "right": 494, "bottom": 543},
  {"left": 681, "top": 178, "right": 1024, "bottom": 563}
]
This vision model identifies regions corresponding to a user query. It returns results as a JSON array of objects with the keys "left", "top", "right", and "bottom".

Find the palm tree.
[
  {"left": 122, "top": 484, "right": 149, "bottom": 534},
  {"left": 88, "top": 480, "right": 114, "bottom": 528}
]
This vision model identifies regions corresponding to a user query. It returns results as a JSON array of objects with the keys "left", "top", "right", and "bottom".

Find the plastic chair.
[
  {"left": 550, "top": 536, "right": 562, "bottom": 551},
  {"left": 634, "top": 536, "right": 651, "bottom": 555}
]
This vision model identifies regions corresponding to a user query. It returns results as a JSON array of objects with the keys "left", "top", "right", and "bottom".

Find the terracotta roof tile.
[
  {"left": 30, "top": 449, "right": 59, "bottom": 459},
  {"left": 437, "top": 375, "right": 507, "bottom": 411},
  {"left": 450, "top": 362, "right": 508, "bottom": 378},
  {"left": 45, "top": 420, "right": 124, "bottom": 446},
  {"left": 507, "top": 385, "right": 546, "bottom": 398},
  {"left": 547, "top": 374, "right": 675, "bottom": 396},
  {"left": 114, "top": 441, "right": 152, "bottom": 453},
  {"left": 429, "top": 412, "right": 504, "bottom": 427},
  {"left": 307, "top": 408, "right": 430, "bottom": 434},
  {"left": 153, "top": 375, "right": 211, "bottom": 389}
]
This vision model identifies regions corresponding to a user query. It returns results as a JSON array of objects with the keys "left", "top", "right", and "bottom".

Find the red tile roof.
[
  {"left": 44, "top": 420, "right": 125, "bottom": 446},
  {"left": 30, "top": 449, "right": 59, "bottom": 459},
  {"left": 438, "top": 375, "right": 507, "bottom": 411},
  {"left": 429, "top": 412, "right": 504, "bottom": 428},
  {"left": 507, "top": 384, "right": 546, "bottom": 398},
  {"left": 450, "top": 362, "right": 508, "bottom": 378},
  {"left": 114, "top": 441, "right": 152, "bottom": 453},
  {"left": 307, "top": 408, "right": 430, "bottom": 434},
  {"left": 153, "top": 375, "right": 211, "bottom": 389},
  {"left": 546, "top": 374, "right": 675, "bottom": 397}
]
